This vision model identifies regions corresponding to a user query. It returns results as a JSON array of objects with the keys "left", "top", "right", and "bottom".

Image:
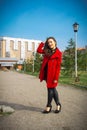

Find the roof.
[
  {"left": 0, "top": 36, "right": 42, "bottom": 43},
  {"left": 77, "top": 48, "right": 85, "bottom": 51}
]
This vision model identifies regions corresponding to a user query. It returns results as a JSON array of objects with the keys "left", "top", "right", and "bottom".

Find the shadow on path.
[{"left": 0, "top": 101, "right": 42, "bottom": 113}]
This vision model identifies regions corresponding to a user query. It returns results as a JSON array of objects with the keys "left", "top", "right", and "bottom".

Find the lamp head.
[{"left": 73, "top": 22, "right": 79, "bottom": 32}]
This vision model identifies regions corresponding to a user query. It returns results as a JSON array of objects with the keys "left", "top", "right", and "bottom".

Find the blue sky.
[{"left": 0, "top": 0, "right": 87, "bottom": 51}]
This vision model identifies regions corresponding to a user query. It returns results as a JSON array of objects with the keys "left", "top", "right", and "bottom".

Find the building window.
[
  {"left": 14, "top": 39, "right": 18, "bottom": 50},
  {"left": 6, "top": 39, "right": 10, "bottom": 57},
  {"left": 21, "top": 41, "right": 25, "bottom": 60},
  {"left": 6, "top": 52, "right": 10, "bottom": 57},
  {"left": 28, "top": 42, "right": 32, "bottom": 51},
  {"left": 35, "top": 42, "right": 39, "bottom": 52}
]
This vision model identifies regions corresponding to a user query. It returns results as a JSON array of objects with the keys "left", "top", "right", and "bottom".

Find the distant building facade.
[{"left": 0, "top": 37, "right": 41, "bottom": 69}]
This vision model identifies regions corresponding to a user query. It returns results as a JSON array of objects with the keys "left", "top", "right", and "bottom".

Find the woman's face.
[{"left": 47, "top": 38, "right": 56, "bottom": 50}]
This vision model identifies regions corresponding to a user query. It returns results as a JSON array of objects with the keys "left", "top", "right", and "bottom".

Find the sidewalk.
[{"left": 0, "top": 71, "right": 87, "bottom": 130}]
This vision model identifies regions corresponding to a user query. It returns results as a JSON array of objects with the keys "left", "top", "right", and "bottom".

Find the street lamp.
[{"left": 73, "top": 22, "right": 79, "bottom": 82}]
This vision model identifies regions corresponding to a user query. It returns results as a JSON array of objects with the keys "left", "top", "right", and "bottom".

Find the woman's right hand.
[{"left": 37, "top": 42, "right": 45, "bottom": 54}]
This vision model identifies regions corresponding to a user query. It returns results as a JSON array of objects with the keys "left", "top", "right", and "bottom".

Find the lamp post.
[{"left": 73, "top": 22, "right": 79, "bottom": 82}]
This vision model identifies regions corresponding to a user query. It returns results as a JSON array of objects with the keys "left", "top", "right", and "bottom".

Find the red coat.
[{"left": 37, "top": 42, "right": 62, "bottom": 88}]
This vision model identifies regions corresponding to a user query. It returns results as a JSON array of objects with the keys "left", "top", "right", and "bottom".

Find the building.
[
  {"left": 77, "top": 47, "right": 87, "bottom": 54},
  {"left": 0, "top": 37, "right": 41, "bottom": 70}
]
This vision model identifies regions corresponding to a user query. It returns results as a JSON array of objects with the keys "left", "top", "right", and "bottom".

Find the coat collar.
[{"left": 50, "top": 48, "right": 62, "bottom": 59}]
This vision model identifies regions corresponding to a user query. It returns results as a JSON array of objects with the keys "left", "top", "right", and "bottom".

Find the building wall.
[
  {"left": 0, "top": 40, "right": 2, "bottom": 57},
  {"left": 10, "top": 40, "right": 21, "bottom": 59},
  {"left": 2, "top": 40, "right": 6, "bottom": 57},
  {"left": 25, "top": 41, "right": 32, "bottom": 60},
  {"left": 0, "top": 37, "right": 41, "bottom": 61}
]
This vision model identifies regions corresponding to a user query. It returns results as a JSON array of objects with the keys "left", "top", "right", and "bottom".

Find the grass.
[
  {"left": 18, "top": 70, "right": 39, "bottom": 77},
  {"left": 18, "top": 70, "right": 87, "bottom": 89},
  {"left": 0, "top": 112, "right": 12, "bottom": 116},
  {"left": 59, "top": 71, "right": 87, "bottom": 89}
]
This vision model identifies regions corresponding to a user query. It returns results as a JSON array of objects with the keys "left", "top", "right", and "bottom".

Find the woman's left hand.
[{"left": 53, "top": 80, "right": 58, "bottom": 83}]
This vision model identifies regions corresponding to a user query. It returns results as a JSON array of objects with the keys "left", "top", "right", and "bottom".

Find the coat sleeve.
[
  {"left": 54, "top": 51, "right": 62, "bottom": 81},
  {"left": 37, "top": 42, "right": 45, "bottom": 54}
]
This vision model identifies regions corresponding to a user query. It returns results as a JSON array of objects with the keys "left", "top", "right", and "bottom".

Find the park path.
[{"left": 0, "top": 71, "right": 87, "bottom": 130}]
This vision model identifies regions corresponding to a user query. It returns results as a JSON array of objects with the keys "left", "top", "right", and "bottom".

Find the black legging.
[{"left": 47, "top": 88, "right": 60, "bottom": 107}]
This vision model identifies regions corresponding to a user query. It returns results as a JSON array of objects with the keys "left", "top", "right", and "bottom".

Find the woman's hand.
[
  {"left": 53, "top": 80, "right": 58, "bottom": 83},
  {"left": 37, "top": 42, "right": 45, "bottom": 54}
]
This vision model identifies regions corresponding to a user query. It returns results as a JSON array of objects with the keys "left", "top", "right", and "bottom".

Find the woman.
[{"left": 37, "top": 37, "right": 62, "bottom": 114}]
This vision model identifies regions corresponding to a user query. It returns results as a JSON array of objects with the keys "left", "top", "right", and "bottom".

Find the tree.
[
  {"left": 25, "top": 58, "right": 33, "bottom": 72},
  {"left": 24, "top": 53, "right": 43, "bottom": 73},
  {"left": 34, "top": 53, "right": 43, "bottom": 72},
  {"left": 78, "top": 48, "right": 87, "bottom": 71},
  {"left": 62, "top": 38, "right": 75, "bottom": 77}
]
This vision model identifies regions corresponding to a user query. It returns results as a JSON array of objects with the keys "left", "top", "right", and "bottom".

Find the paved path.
[{"left": 0, "top": 71, "right": 87, "bottom": 130}]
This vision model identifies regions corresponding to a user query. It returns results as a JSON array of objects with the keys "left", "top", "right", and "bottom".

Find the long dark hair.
[{"left": 44, "top": 37, "right": 57, "bottom": 56}]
